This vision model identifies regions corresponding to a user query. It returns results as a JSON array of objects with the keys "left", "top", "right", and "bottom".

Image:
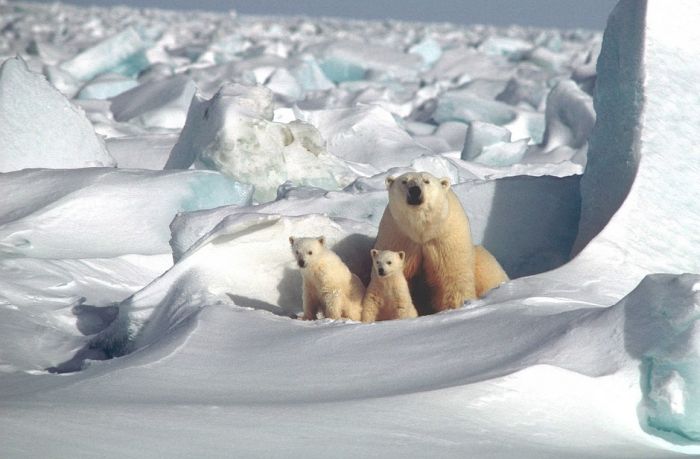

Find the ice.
[
  {"left": 433, "top": 91, "right": 517, "bottom": 125},
  {"left": 166, "top": 83, "right": 355, "bottom": 202},
  {"left": 524, "top": 79, "right": 595, "bottom": 165},
  {"left": 571, "top": 0, "right": 700, "bottom": 288},
  {"left": 311, "top": 39, "right": 422, "bottom": 83},
  {"left": 298, "top": 104, "right": 431, "bottom": 170},
  {"left": 76, "top": 72, "right": 139, "bottom": 100},
  {"left": 0, "top": 56, "right": 115, "bottom": 171},
  {"left": 109, "top": 74, "right": 197, "bottom": 129},
  {"left": 408, "top": 37, "right": 442, "bottom": 68},
  {"left": 59, "top": 27, "right": 153, "bottom": 81}
]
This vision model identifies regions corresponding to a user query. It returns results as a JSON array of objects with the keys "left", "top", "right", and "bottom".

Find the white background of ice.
[{"left": 2, "top": 0, "right": 700, "bottom": 457}]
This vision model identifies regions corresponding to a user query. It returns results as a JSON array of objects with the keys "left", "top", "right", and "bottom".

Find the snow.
[
  {"left": 1, "top": 0, "right": 700, "bottom": 457},
  {"left": 0, "top": 56, "right": 115, "bottom": 171}
]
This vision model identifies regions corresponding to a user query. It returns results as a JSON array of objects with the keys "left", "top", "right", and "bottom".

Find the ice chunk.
[
  {"left": 59, "top": 27, "right": 152, "bottom": 81},
  {"left": 433, "top": 92, "right": 517, "bottom": 126},
  {"left": 0, "top": 168, "right": 253, "bottom": 259},
  {"left": 290, "top": 55, "right": 335, "bottom": 92},
  {"left": 408, "top": 38, "right": 442, "bottom": 68},
  {"left": 478, "top": 36, "right": 532, "bottom": 59},
  {"left": 462, "top": 121, "right": 511, "bottom": 160},
  {"left": 297, "top": 104, "right": 431, "bottom": 171},
  {"left": 613, "top": 274, "right": 700, "bottom": 442},
  {"left": 166, "top": 84, "right": 355, "bottom": 202},
  {"left": 311, "top": 40, "right": 422, "bottom": 83},
  {"left": 76, "top": 72, "right": 139, "bottom": 100},
  {"left": 110, "top": 75, "right": 197, "bottom": 129},
  {"left": 0, "top": 57, "right": 115, "bottom": 171}
]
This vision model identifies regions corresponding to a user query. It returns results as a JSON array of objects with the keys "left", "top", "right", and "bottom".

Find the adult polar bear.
[{"left": 374, "top": 171, "right": 508, "bottom": 314}]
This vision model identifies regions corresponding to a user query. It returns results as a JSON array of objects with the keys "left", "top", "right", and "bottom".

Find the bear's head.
[
  {"left": 370, "top": 249, "right": 405, "bottom": 278},
  {"left": 289, "top": 236, "right": 325, "bottom": 269},
  {"left": 385, "top": 171, "right": 452, "bottom": 243},
  {"left": 385, "top": 171, "right": 450, "bottom": 207}
]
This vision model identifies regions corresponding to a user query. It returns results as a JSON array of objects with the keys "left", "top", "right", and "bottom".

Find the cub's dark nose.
[
  {"left": 407, "top": 185, "right": 422, "bottom": 205},
  {"left": 378, "top": 267, "right": 385, "bottom": 276},
  {"left": 298, "top": 260, "right": 306, "bottom": 268}
]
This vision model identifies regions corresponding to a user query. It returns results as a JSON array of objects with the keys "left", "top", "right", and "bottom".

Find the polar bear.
[
  {"left": 373, "top": 171, "right": 508, "bottom": 314},
  {"left": 362, "top": 249, "right": 418, "bottom": 322},
  {"left": 289, "top": 236, "right": 365, "bottom": 321}
]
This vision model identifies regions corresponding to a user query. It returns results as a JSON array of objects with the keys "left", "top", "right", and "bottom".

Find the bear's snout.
[
  {"left": 378, "top": 267, "right": 386, "bottom": 276},
  {"left": 298, "top": 259, "right": 306, "bottom": 268},
  {"left": 407, "top": 185, "right": 423, "bottom": 205}
]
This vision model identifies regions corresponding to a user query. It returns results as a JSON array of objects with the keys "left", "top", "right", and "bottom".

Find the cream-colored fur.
[
  {"left": 362, "top": 249, "right": 418, "bottom": 322},
  {"left": 289, "top": 236, "right": 364, "bottom": 321},
  {"left": 374, "top": 171, "right": 508, "bottom": 313}
]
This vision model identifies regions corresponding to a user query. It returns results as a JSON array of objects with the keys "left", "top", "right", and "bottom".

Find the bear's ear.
[
  {"left": 370, "top": 249, "right": 379, "bottom": 259},
  {"left": 317, "top": 236, "right": 325, "bottom": 246},
  {"left": 385, "top": 176, "right": 395, "bottom": 188},
  {"left": 440, "top": 177, "right": 451, "bottom": 189},
  {"left": 289, "top": 236, "right": 295, "bottom": 245},
  {"left": 398, "top": 251, "right": 405, "bottom": 261}
]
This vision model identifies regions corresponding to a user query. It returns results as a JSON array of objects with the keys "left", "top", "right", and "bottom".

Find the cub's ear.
[
  {"left": 289, "top": 236, "right": 295, "bottom": 245},
  {"left": 385, "top": 176, "right": 395, "bottom": 189},
  {"left": 440, "top": 177, "right": 451, "bottom": 189},
  {"left": 317, "top": 236, "right": 325, "bottom": 245},
  {"left": 370, "top": 249, "right": 379, "bottom": 259},
  {"left": 398, "top": 251, "right": 405, "bottom": 261}
]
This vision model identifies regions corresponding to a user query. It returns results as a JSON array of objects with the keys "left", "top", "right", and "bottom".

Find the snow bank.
[
  {"left": 0, "top": 168, "right": 253, "bottom": 258},
  {"left": 0, "top": 57, "right": 115, "bottom": 171}
]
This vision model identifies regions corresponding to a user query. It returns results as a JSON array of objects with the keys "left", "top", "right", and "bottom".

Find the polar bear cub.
[
  {"left": 362, "top": 249, "right": 418, "bottom": 322},
  {"left": 289, "top": 236, "right": 364, "bottom": 321}
]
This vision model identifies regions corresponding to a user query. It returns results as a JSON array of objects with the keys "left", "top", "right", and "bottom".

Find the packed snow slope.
[{"left": 2, "top": 0, "right": 700, "bottom": 457}]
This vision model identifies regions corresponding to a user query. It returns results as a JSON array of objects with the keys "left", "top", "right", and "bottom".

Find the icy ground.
[{"left": 1, "top": 0, "right": 700, "bottom": 457}]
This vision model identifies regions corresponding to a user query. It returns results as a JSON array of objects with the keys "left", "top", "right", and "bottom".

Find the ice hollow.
[{"left": 0, "top": 57, "right": 115, "bottom": 171}]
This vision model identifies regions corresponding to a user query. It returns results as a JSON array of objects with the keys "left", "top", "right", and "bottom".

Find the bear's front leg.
[
  {"left": 423, "top": 242, "right": 476, "bottom": 312},
  {"left": 322, "top": 291, "right": 343, "bottom": 320},
  {"left": 301, "top": 282, "right": 320, "bottom": 320}
]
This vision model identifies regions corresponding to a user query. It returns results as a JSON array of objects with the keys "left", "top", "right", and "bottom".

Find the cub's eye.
[
  {"left": 424, "top": 179, "right": 430, "bottom": 184},
  {"left": 387, "top": 261, "right": 392, "bottom": 265},
  {"left": 401, "top": 179, "right": 408, "bottom": 184},
  {"left": 308, "top": 251, "right": 313, "bottom": 255}
]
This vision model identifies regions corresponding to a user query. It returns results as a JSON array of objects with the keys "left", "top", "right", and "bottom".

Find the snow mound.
[{"left": 0, "top": 57, "right": 115, "bottom": 171}]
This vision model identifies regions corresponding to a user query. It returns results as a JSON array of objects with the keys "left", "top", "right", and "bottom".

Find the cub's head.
[
  {"left": 385, "top": 171, "right": 450, "bottom": 207},
  {"left": 370, "top": 249, "right": 405, "bottom": 278},
  {"left": 289, "top": 236, "right": 325, "bottom": 269}
]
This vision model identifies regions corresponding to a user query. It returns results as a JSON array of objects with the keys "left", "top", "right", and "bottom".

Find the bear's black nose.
[
  {"left": 298, "top": 260, "right": 306, "bottom": 268},
  {"left": 407, "top": 185, "right": 422, "bottom": 205},
  {"left": 378, "top": 267, "right": 385, "bottom": 276}
]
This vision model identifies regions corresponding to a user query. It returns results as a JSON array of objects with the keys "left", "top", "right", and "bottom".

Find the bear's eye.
[
  {"left": 401, "top": 179, "right": 408, "bottom": 184},
  {"left": 424, "top": 179, "right": 430, "bottom": 184},
  {"left": 308, "top": 251, "right": 313, "bottom": 255},
  {"left": 387, "top": 261, "right": 392, "bottom": 265}
]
